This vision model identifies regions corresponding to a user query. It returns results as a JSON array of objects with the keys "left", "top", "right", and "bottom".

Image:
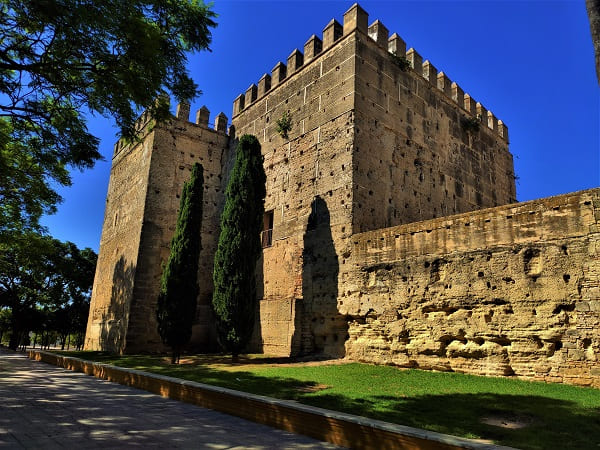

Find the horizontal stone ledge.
[{"left": 28, "top": 350, "right": 513, "bottom": 450}]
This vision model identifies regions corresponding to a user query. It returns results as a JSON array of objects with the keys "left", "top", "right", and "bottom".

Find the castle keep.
[{"left": 85, "top": 4, "right": 600, "bottom": 387}]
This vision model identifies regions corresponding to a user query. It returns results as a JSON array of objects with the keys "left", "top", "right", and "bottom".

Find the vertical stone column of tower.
[
  {"left": 230, "top": 10, "right": 361, "bottom": 357},
  {"left": 85, "top": 104, "right": 230, "bottom": 353},
  {"left": 84, "top": 111, "right": 155, "bottom": 353}
]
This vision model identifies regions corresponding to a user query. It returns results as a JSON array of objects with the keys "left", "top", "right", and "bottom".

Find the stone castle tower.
[{"left": 85, "top": 4, "right": 600, "bottom": 387}]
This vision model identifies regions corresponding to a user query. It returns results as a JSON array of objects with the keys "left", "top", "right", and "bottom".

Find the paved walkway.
[{"left": 0, "top": 350, "right": 339, "bottom": 449}]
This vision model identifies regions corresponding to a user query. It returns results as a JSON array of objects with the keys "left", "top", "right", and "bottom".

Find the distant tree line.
[{"left": 0, "top": 232, "right": 96, "bottom": 351}]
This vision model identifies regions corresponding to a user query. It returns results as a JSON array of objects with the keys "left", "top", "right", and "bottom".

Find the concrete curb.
[{"left": 28, "top": 350, "right": 514, "bottom": 450}]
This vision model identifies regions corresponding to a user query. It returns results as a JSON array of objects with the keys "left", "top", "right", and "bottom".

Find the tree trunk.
[
  {"left": 587, "top": 0, "right": 600, "bottom": 84},
  {"left": 8, "top": 326, "right": 19, "bottom": 350}
]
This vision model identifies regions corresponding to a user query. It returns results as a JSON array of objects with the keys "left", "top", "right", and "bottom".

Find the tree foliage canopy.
[
  {"left": 0, "top": 0, "right": 216, "bottom": 234},
  {"left": 212, "top": 135, "right": 266, "bottom": 358},
  {"left": 157, "top": 162, "right": 203, "bottom": 363}
]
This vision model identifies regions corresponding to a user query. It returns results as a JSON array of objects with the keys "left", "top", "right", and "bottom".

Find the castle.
[{"left": 84, "top": 4, "right": 600, "bottom": 387}]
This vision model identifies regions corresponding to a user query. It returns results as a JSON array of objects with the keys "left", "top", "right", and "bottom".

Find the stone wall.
[
  {"left": 231, "top": 19, "right": 359, "bottom": 356},
  {"left": 342, "top": 188, "right": 600, "bottom": 387},
  {"left": 85, "top": 108, "right": 230, "bottom": 353},
  {"left": 85, "top": 113, "right": 155, "bottom": 352},
  {"left": 351, "top": 10, "right": 515, "bottom": 233},
  {"left": 125, "top": 111, "right": 230, "bottom": 352}
]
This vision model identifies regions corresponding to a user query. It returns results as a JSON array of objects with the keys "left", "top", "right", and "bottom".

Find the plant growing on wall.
[
  {"left": 212, "top": 135, "right": 266, "bottom": 360},
  {"left": 156, "top": 162, "right": 204, "bottom": 364},
  {"left": 461, "top": 115, "right": 481, "bottom": 133},
  {"left": 390, "top": 53, "right": 411, "bottom": 71},
  {"left": 276, "top": 111, "right": 292, "bottom": 138}
]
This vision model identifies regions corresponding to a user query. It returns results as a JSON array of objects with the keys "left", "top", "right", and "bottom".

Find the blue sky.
[{"left": 41, "top": 0, "right": 599, "bottom": 252}]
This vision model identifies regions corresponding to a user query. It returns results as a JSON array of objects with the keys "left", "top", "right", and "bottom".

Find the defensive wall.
[
  {"left": 86, "top": 107, "right": 230, "bottom": 353},
  {"left": 342, "top": 188, "right": 600, "bottom": 387}
]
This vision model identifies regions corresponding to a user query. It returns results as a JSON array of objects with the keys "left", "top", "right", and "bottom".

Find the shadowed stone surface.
[{"left": 0, "top": 350, "right": 339, "bottom": 449}]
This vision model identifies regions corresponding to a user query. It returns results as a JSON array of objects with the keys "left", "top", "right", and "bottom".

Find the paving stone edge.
[{"left": 28, "top": 350, "right": 514, "bottom": 450}]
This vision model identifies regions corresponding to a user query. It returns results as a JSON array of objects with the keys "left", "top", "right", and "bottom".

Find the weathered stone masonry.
[
  {"left": 85, "top": 108, "right": 230, "bottom": 353},
  {"left": 344, "top": 189, "right": 600, "bottom": 386},
  {"left": 85, "top": 3, "right": 600, "bottom": 387}
]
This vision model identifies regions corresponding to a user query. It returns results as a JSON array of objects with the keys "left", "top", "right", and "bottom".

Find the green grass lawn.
[{"left": 57, "top": 352, "right": 600, "bottom": 449}]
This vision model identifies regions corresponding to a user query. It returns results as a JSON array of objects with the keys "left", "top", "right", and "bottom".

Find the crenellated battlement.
[
  {"left": 231, "top": 3, "right": 508, "bottom": 142},
  {"left": 113, "top": 101, "right": 229, "bottom": 160},
  {"left": 173, "top": 101, "right": 229, "bottom": 135}
]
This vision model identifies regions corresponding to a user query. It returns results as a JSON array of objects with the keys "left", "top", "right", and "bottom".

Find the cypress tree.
[
  {"left": 157, "top": 162, "right": 204, "bottom": 364},
  {"left": 212, "top": 135, "right": 266, "bottom": 359}
]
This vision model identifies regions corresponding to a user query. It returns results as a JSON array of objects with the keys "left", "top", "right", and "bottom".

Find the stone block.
[
  {"left": 368, "top": 20, "right": 388, "bottom": 47},
  {"left": 272, "top": 62, "right": 287, "bottom": 87},
  {"left": 343, "top": 3, "right": 368, "bottom": 35},
  {"left": 287, "top": 49, "right": 304, "bottom": 73},
  {"left": 195, "top": 106, "right": 209, "bottom": 126},
  {"left": 388, "top": 33, "right": 406, "bottom": 57},
  {"left": 422, "top": 60, "right": 437, "bottom": 84},
  {"left": 258, "top": 73, "right": 271, "bottom": 97},
  {"left": 245, "top": 84, "right": 258, "bottom": 106},
  {"left": 437, "top": 72, "right": 452, "bottom": 96},
  {"left": 176, "top": 102, "right": 190, "bottom": 121},
  {"left": 406, "top": 48, "right": 422, "bottom": 76},
  {"left": 323, "top": 19, "right": 343, "bottom": 49},
  {"left": 304, "top": 35, "right": 323, "bottom": 62}
]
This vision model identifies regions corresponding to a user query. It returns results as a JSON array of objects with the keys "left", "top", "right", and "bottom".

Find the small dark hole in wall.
[
  {"left": 583, "top": 338, "right": 592, "bottom": 348},
  {"left": 424, "top": 261, "right": 430, "bottom": 268},
  {"left": 561, "top": 245, "right": 568, "bottom": 255},
  {"left": 554, "top": 341, "right": 563, "bottom": 351},
  {"left": 478, "top": 271, "right": 484, "bottom": 277},
  {"left": 563, "top": 274, "right": 570, "bottom": 283},
  {"left": 552, "top": 303, "right": 575, "bottom": 314}
]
